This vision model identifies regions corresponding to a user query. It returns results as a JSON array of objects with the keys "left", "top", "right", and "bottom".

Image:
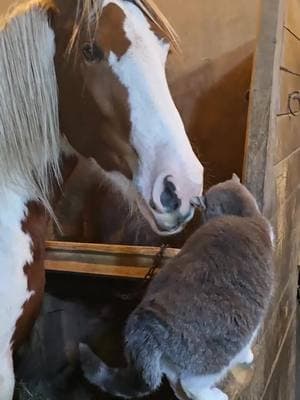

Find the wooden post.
[{"left": 243, "top": 0, "right": 299, "bottom": 398}]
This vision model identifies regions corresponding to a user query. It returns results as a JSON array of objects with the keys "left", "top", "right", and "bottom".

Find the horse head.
[{"left": 53, "top": 0, "right": 204, "bottom": 235}]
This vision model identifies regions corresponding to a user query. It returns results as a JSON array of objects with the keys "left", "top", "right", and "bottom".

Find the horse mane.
[
  {"left": 0, "top": 0, "right": 61, "bottom": 211},
  {"left": 67, "top": 0, "right": 180, "bottom": 54}
]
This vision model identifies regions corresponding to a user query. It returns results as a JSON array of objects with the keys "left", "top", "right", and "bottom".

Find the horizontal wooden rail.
[{"left": 45, "top": 241, "right": 180, "bottom": 279}]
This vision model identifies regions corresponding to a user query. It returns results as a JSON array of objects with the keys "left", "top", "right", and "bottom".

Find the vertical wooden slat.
[
  {"left": 243, "top": 0, "right": 284, "bottom": 217},
  {"left": 243, "top": 0, "right": 299, "bottom": 399}
]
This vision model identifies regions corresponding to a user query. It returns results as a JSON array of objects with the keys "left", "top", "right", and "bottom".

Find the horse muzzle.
[{"left": 137, "top": 173, "right": 203, "bottom": 235}]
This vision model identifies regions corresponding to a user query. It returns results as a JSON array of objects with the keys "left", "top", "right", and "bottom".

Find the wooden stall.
[
  {"left": 242, "top": 0, "right": 300, "bottom": 397},
  {"left": 13, "top": 0, "right": 300, "bottom": 399}
]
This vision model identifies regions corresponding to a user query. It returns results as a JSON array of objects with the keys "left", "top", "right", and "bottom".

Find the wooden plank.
[
  {"left": 156, "top": 0, "right": 258, "bottom": 84},
  {"left": 273, "top": 189, "right": 298, "bottom": 247},
  {"left": 243, "top": 0, "right": 284, "bottom": 216},
  {"left": 244, "top": 1, "right": 299, "bottom": 398},
  {"left": 281, "top": 28, "right": 300, "bottom": 74},
  {"left": 285, "top": 0, "right": 300, "bottom": 41},
  {"left": 274, "top": 147, "right": 300, "bottom": 204},
  {"left": 45, "top": 260, "right": 151, "bottom": 279},
  {"left": 45, "top": 240, "right": 179, "bottom": 258},
  {"left": 278, "top": 16, "right": 300, "bottom": 116},
  {"left": 261, "top": 312, "right": 296, "bottom": 400},
  {"left": 45, "top": 241, "right": 179, "bottom": 278},
  {"left": 275, "top": 114, "right": 300, "bottom": 164},
  {"left": 237, "top": 272, "right": 297, "bottom": 399},
  {"left": 296, "top": 188, "right": 300, "bottom": 262},
  {"left": 279, "top": 69, "right": 300, "bottom": 115}
]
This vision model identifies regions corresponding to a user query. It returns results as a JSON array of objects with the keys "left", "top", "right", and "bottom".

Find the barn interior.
[{"left": 14, "top": 0, "right": 300, "bottom": 399}]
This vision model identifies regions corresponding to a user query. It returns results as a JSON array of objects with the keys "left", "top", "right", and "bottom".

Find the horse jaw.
[{"left": 97, "top": 167, "right": 194, "bottom": 236}]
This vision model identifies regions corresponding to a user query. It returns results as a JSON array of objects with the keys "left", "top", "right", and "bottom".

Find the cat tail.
[
  {"left": 79, "top": 309, "right": 165, "bottom": 398},
  {"left": 124, "top": 308, "right": 167, "bottom": 390},
  {"left": 79, "top": 343, "right": 153, "bottom": 398}
]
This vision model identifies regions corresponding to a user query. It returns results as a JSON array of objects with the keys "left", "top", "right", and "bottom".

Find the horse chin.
[
  {"left": 136, "top": 196, "right": 195, "bottom": 237},
  {"left": 94, "top": 167, "right": 194, "bottom": 236}
]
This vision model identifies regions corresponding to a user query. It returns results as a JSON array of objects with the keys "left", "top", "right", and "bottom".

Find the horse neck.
[{"left": 0, "top": 151, "right": 77, "bottom": 353}]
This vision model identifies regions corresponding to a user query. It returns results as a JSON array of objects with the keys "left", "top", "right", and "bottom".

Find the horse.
[{"left": 0, "top": 0, "right": 204, "bottom": 398}]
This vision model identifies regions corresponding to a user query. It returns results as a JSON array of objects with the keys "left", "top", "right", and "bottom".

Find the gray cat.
[{"left": 79, "top": 175, "right": 274, "bottom": 400}]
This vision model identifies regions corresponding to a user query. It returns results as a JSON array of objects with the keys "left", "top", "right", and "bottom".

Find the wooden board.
[
  {"left": 285, "top": 0, "right": 300, "bottom": 40},
  {"left": 45, "top": 241, "right": 179, "bottom": 279},
  {"left": 243, "top": 0, "right": 299, "bottom": 399},
  {"left": 278, "top": 1, "right": 300, "bottom": 115},
  {"left": 156, "top": 0, "right": 259, "bottom": 84},
  {"left": 275, "top": 114, "right": 300, "bottom": 163}
]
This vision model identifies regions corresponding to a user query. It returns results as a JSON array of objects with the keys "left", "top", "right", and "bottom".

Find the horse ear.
[{"left": 232, "top": 173, "right": 240, "bottom": 183}]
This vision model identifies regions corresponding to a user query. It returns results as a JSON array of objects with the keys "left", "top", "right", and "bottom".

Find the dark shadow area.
[
  {"left": 171, "top": 52, "right": 253, "bottom": 189},
  {"left": 15, "top": 273, "right": 176, "bottom": 400},
  {"left": 296, "top": 297, "right": 300, "bottom": 399}
]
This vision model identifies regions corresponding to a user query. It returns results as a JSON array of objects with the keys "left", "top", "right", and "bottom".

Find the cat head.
[{"left": 198, "top": 174, "right": 260, "bottom": 222}]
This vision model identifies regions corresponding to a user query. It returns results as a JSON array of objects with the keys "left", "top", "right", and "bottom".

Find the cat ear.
[
  {"left": 232, "top": 173, "right": 240, "bottom": 183},
  {"left": 191, "top": 196, "right": 206, "bottom": 210}
]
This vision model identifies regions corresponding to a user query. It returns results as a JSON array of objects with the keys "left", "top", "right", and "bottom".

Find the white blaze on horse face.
[
  {"left": 0, "top": 188, "right": 33, "bottom": 399},
  {"left": 105, "top": 0, "right": 204, "bottom": 233}
]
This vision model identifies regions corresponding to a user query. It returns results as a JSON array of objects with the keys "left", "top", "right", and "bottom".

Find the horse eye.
[{"left": 82, "top": 42, "right": 104, "bottom": 62}]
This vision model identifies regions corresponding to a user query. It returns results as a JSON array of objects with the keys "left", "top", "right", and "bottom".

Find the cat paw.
[
  {"left": 211, "top": 388, "right": 228, "bottom": 400},
  {"left": 193, "top": 387, "right": 228, "bottom": 400},
  {"left": 241, "top": 348, "right": 254, "bottom": 365},
  {"left": 205, "top": 388, "right": 228, "bottom": 400},
  {"left": 79, "top": 343, "right": 103, "bottom": 384}
]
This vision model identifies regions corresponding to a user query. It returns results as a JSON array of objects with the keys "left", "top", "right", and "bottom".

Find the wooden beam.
[
  {"left": 45, "top": 240, "right": 180, "bottom": 279},
  {"left": 243, "top": 0, "right": 284, "bottom": 217}
]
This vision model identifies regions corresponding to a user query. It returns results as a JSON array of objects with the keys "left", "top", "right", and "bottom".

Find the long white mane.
[{"left": 0, "top": 0, "right": 60, "bottom": 209}]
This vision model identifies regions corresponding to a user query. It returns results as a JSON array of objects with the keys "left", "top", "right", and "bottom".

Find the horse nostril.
[{"left": 160, "top": 177, "right": 181, "bottom": 212}]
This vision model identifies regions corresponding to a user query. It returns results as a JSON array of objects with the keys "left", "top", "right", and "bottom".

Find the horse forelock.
[
  {"left": 0, "top": 2, "right": 61, "bottom": 213},
  {"left": 67, "top": 0, "right": 180, "bottom": 55}
]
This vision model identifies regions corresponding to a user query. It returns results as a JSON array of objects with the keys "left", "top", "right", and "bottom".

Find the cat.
[{"left": 79, "top": 174, "right": 274, "bottom": 400}]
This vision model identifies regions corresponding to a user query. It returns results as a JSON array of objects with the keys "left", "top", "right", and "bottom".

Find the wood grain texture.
[
  {"left": 275, "top": 114, "right": 300, "bottom": 164},
  {"left": 45, "top": 241, "right": 179, "bottom": 278},
  {"left": 274, "top": 148, "right": 300, "bottom": 207},
  {"left": 285, "top": 0, "right": 300, "bottom": 40},
  {"left": 45, "top": 241, "right": 179, "bottom": 257},
  {"left": 243, "top": 0, "right": 284, "bottom": 217},
  {"left": 261, "top": 313, "right": 296, "bottom": 400},
  {"left": 243, "top": 0, "right": 298, "bottom": 399},
  {"left": 281, "top": 28, "right": 300, "bottom": 74},
  {"left": 45, "top": 260, "right": 151, "bottom": 279},
  {"left": 279, "top": 70, "right": 300, "bottom": 115},
  {"left": 238, "top": 274, "right": 297, "bottom": 399}
]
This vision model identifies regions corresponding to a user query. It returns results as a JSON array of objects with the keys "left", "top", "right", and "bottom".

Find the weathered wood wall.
[
  {"left": 161, "top": 0, "right": 259, "bottom": 186},
  {"left": 243, "top": 0, "right": 299, "bottom": 398}
]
